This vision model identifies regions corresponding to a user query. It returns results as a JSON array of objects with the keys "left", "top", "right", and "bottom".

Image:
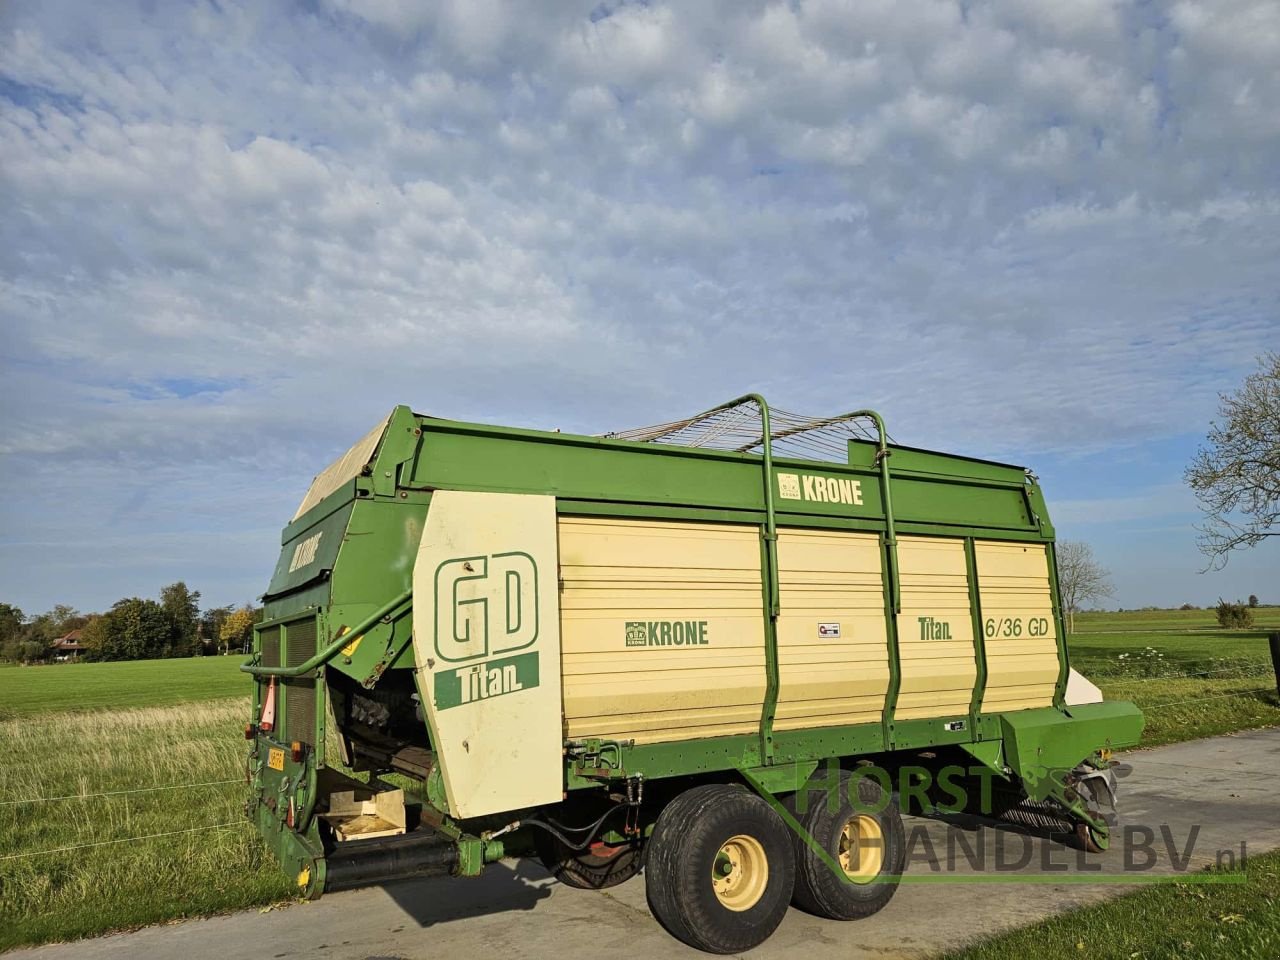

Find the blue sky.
[{"left": 1, "top": 0, "right": 1277, "bottom": 615}]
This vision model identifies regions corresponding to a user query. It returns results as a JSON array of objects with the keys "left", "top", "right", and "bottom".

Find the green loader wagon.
[{"left": 242, "top": 395, "right": 1142, "bottom": 953}]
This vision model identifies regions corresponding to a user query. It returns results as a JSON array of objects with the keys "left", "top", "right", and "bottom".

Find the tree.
[
  {"left": 200, "top": 605, "right": 234, "bottom": 654},
  {"left": 19, "top": 640, "right": 48, "bottom": 662},
  {"left": 219, "top": 606, "right": 257, "bottom": 655},
  {"left": 1186, "top": 352, "right": 1280, "bottom": 568},
  {"left": 0, "top": 603, "right": 25, "bottom": 661},
  {"left": 82, "top": 598, "right": 172, "bottom": 661},
  {"left": 1216, "top": 598, "right": 1254, "bottom": 629},
  {"left": 159, "top": 581, "right": 201, "bottom": 657},
  {"left": 78, "top": 614, "right": 109, "bottom": 660},
  {"left": 25, "top": 605, "right": 86, "bottom": 644},
  {"left": 1248, "top": 594, "right": 1259, "bottom": 608},
  {"left": 1056, "top": 541, "right": 1114, "bottom": 633}
]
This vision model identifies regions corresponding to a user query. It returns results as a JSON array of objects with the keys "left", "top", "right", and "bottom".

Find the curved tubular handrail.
[
  {"left": 653, "top": 395, "right": 897, "bottom": 614},
  {"left": 661, "top": 392, "right": 780, "bottom": 606},
  {"left": 240, "top": 589, "right": 413, "bottom": 678},
  {"left": 839, "top": 409, "right": 899, "bottom": 614}
]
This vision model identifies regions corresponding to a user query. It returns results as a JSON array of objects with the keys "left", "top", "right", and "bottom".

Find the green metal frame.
[
  {"left": 243, "top": 590, "right": 412, "bottom": 679},
  {"left": 653, "top": 396, "right": 901, "bottom": 764},
  {"left": 964, "top": 538, "right": 989, "bottom": 735},
  {"left": 1045, "top": 540, "right": 1072, "bottom": 709},
  {"left": 879, "top": 530, "right": 902, "bottom": 747},
  {"left": 241, "top": 393, "right": 1145, "bottom": 883}
]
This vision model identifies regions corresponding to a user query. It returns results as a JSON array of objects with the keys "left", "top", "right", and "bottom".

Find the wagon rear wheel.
[
  {"left": 789, "top": 769, "right": 905, "bottom": 920},
  {"left": 645, "top": 783, "right": 795, "bottom": 954}
]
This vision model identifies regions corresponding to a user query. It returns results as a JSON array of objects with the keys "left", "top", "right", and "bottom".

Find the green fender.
[{"left": 998, "top": 701, "right": 1144, "bottom": 803}]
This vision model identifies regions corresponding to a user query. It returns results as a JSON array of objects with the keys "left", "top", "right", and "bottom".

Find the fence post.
[{"left": 1270, "top": 632, "right": 1280, "bottom": 699}]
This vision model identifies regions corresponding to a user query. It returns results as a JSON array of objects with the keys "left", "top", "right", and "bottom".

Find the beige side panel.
[
  {"left": 774, "top": 529, "right": 889, "bottom": 731},
  {"left": 895, "top": 536, "right": 977, "bottom": 720},
  {"left": 976, "top": 541, "right": 1059, "bottom": 713},
  {"left": 559, "top": 518, "right": 765, "bottom": 744},
  {"left": 412, "top": 492, "right": 563, "bottom": 819}
]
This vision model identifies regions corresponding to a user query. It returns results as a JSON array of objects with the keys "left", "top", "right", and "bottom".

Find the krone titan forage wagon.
[{"left": 243, "top": 396, "right": 1142, "bottom": 953}]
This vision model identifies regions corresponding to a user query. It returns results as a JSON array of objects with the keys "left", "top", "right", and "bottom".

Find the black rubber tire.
[
  {"left": 645, "top": 783, "right": 796, "bottom": 954},
  {"left": 789, "top": 769, "right": 905, "bottom": 920},
  {"left": 534, "top": 831, "right": 644, "bottom": 890}
]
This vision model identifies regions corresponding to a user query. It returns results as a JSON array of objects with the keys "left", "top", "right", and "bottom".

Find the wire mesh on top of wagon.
[{"left": 603, "top": 401, "right": 891, "bottom": 462}]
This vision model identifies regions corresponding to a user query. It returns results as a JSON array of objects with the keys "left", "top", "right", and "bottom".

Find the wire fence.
[
  {"left": 1141, "top": 688, "right": 1276, "bottom": 711},
  {"left": 2, "top": 662, "right": 1275, "bottom": 864},
  {"left": 1091, "top": 663, "right": 1273, "bottom": 683},
  {"left": 1086, "top": 659, "right": 1277, "bottom": 711},
  {"left": 0, "top": 778, "right": 241, "bottom": 806},
  {"left": 0, "top": 821, "right": 244, "bottom": 862}
]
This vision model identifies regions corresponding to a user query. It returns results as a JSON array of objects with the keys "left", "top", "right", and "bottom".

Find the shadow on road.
[{"left": 379, "top": 858, "right": 556, "bottom": 928}]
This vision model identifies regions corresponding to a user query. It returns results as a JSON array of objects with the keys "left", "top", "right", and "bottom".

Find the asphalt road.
[{"left": 11, "top": 727, "right": 1280, "bottom": 960}]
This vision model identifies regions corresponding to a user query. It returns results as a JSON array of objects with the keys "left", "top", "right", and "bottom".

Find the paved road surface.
[{"left": 11, "top": 727, "right": 1280, "bottom": 960}]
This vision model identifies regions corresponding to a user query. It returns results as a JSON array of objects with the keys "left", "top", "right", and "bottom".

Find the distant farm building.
[{"left": 52, "top": 629, "right": 85, "bottom": 661}]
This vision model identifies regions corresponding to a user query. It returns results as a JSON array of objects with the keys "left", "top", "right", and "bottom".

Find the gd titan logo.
[{"left": 432, "top": 553, "right": 540, "bottom": 709}]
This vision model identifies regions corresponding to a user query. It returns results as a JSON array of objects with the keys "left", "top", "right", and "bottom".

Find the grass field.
[
  {"left": 943, "top": 847, "right": 1280, "bottom": 960},
  {"left": 0, "top": 610, "right": 1276, "bottom": 952},
  {"left": 1071, "top": 607, "right": 1280, "bottom": 676},
  {"left": 0, "top": 697, "right": 293, "bottom": 952},
  {"left": 0, "top": 656, "right": 247, "bottom": 720},
  {"left": 1069, "top": 608, "right": 1280, "bottom": 748}
]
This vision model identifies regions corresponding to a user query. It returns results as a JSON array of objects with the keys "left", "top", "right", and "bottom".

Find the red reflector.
[
  {"left": 244, "top": 724, "right": 255, "bottom": 740},
  {"left": 290, "top": 741, "right": 304, "bottom": 763}
]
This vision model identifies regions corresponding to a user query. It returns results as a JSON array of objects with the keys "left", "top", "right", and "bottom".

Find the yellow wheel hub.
[
  {"left": 711, "top": 834, "right": 769, "bottom": 911},
  {"left": 838, "top": 814, "right": 884, "bottom": 883}
]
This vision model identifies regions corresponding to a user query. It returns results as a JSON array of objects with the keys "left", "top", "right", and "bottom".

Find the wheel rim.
[
  {"left": 838, "top": 815, "right": 884, "bottom": 883},
  {"left": 711, "top": 834, "right": 769, "bottom": 911}
]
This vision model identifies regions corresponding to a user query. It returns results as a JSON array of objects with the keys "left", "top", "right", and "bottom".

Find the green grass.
[
  {"left": 1070, "top": 608, "right": 1279, "bottom": 675},
  {"left": 1070, "top": 609, "right": 1280, "bottom": 752},
  {"left": 942, "top": 847, "right": 1280, "bottom": 960},
  {"left": 0, "top": 697, "right": 294, "bottom": 952},
  {"left": 0, "top": 656, "right": 248, "bottom": 720},
  {"left": 0, "top": 613, "right": 1276, "bottom": 952},
  {"left": 1099, "top": 676, "right": 1279, "bottom": 748},
  {"left": 1066, "top": 609, "right": 1280, "bottom": 748},
  {"left": 1075, "top": 607, "right": 1280, "bottom": 631}
]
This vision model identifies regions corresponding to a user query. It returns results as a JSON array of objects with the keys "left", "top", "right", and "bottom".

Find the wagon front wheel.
[
  {"left": 645, "top": 783, "right": 795, "bottom": 954},
  {"left": 535, "top": 833, "right": 644, "bottom": 889}
]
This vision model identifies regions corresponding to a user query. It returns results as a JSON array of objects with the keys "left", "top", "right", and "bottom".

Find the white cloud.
[{"left": 1, "top": 0, "right": 1278, "bottom": 610}]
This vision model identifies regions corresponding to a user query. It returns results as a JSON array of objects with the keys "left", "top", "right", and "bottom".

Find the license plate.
[{"left": 267, "top": 747, "right": 285, "bottom": 771}]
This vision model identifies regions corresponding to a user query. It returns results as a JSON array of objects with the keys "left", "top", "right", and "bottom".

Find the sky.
[{"left": 1, "top": 0, "right": 1277, "bottom": 616}]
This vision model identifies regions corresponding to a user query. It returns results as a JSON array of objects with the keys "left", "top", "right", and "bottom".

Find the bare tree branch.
[
  {"left": 1056, "top": 540, "right": 1114, "bottom": 634},
  {"left": 1185, "top": 352, "right": 1280, "bottom": 569}
]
